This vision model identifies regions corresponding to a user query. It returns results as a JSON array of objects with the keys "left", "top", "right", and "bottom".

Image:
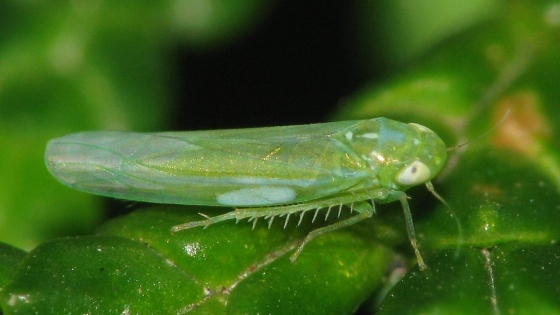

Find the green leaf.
[
  {"left": 378, "top": 244, "right": 560, "bottom": 314},
  {"left": 168, "top": 0, "right": 277, "bottom": 49},
  {"left": 0, "top": 1, "right": 169, "bottom": 249},
  {"left": 0, "top": 243, "right": 27, "bottom": 289},
  {"left": 0, "top": 207, "right": 390, "bottom": 314},
  {"left": 354, "top": 0, "right": 500, "bottom": 67},
  {"left": 1, "top": 236, "right": 200, "bottom": 314}
]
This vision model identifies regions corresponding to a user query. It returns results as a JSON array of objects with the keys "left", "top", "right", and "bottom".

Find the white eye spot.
[
  {"left": 396, "top": 161, "right": 431, "bottom": 186},
  {"left": 217, "top": 186, "right": 296, "bottom": 206},
  {"left": 357, "top": 133, "right": 378, "bottom": 139},
  {"left": 345, "top": 131, "right": 353, "bottom": 140}
]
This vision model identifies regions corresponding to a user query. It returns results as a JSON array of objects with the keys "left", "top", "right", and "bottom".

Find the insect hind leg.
[
  {"left": 289, "top": 201, "right": 374, "bottom": 263},
  {"left": 170, "top": 202, "right": 323, "bottom": 233},
  {"left": 171, "top": 211, "right": 238, "bottom": 232}
]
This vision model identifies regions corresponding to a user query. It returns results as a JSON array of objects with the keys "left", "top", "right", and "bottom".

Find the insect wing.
[{"left": 45, "top": 121, "right": 371, "bottom": 206}]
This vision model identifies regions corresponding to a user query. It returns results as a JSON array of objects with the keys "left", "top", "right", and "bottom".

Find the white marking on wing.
[
  {"left": 357, "top": 133, "right": 378, "bottom": 139},
  {"left": 217, "top": 186, "right": 297, "bottom": 206}
]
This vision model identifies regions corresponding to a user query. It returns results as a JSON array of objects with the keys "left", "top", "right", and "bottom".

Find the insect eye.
[{"left": 395, "top": 160, "right": 431, "bottom": 186}]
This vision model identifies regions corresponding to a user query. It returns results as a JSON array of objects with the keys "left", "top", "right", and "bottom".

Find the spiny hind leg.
[
  {"left": 171, "top": 211, "right": 239, "bottom": 232},
  {"left": 171, "top": 202, "right": 322, "bottom": 233},
  {"left": 170, "top": 193, "right": 374, "bottom": 233},
  {"left": 289, "top": 201, "right": 374, "bottom": 263}
]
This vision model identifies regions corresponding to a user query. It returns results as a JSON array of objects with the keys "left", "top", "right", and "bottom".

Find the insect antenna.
[
  {"left": 425, "top": 181, "right": 464, "bottom": 259},
  {"left": 447, "top": 108, "right": 510, "bottom": 152}
]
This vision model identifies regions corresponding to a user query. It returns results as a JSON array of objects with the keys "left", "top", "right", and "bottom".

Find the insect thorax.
[{"left": 335, "top": 118, "right": 448, "bottom": 190}]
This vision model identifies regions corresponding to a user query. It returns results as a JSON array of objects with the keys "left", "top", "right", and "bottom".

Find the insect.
[{"left": 45, "top": 118, "right": 448, "bottom": 270}]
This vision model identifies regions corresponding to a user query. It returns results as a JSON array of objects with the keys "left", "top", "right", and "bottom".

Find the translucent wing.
[{"left": 45, "top": 121, "right": 372, "bottom": 206}]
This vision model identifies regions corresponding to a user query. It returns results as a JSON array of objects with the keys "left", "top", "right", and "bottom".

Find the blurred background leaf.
[{"left": 0, "top": 0, "right": 274, "bottom": 250}]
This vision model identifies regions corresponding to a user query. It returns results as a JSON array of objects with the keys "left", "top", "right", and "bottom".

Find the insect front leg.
[
  {"left": 395, "top": 191, "right": 427, "bottom": 271},
  {"left": 289, "top": 201, "right": 374, "bottom": 263}
]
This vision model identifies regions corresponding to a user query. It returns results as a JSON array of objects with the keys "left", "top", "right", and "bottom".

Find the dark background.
[{"left": 173, "top": 0, "right": 372, "bottom": 131}]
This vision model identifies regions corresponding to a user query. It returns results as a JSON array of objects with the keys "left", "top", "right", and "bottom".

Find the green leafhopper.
[{"left": 45, "top": 118, "right": 448, "bottom": 270}]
